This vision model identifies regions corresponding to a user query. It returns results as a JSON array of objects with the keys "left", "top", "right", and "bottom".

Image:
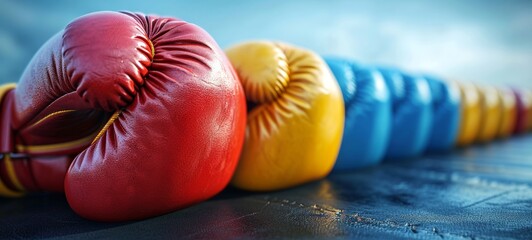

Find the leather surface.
[
  {"left": 424, "top": 77, "right": 461, "bottom": 152},
  {"left": 513, "top": 89, "right": 530, "bottom": 134},
  {"left": 497, "top": 87, "right": 517, "bottom": 138},
  {"left": 325, "top": 57, "right": 391, "bottom": 170},
  {"left": 1, "top": 135, "right": 531, "bottom": 239},
  {"left": 2, "top": 11, "right": 246, "bottom": 221},
  {"left": 526, "top": 90, "right": 532, "bottom": 132},
  {"left": 456, "top": 82, "right": 482, "bottom": 146},
  {"left": 476, "top": 85, "right": 503, "bottom": 143},
  {"left": 380, "top": 69, "right": 432, "bottom": 159},
  {"left": 226, "top": 41, "right": 344, "bottom": 191}
]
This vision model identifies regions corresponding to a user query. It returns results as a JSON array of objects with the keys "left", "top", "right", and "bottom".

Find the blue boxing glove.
[
  {"left": 425, "top": 76, "right": 461, "bottom": 152},
  {"left": 325, "top": 57, "right": 391, "bottom": 171},
  {"left": 380, "top": 69, "right": 432, "bottom": 159}
]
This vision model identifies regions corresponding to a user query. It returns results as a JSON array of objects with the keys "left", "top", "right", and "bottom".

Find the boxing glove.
[
  {"left": 324, "top": 57, "right": 391, "bottom": 170},
  {"left": 513, "top": 89, "right": 530, "bottom": 134},
  {"left": 1, "top": 83, "right": 78, "bottom": 195},
  {"left": 424, "top": 76, "right": 461, "bottom": 152},
  {"left": 476, "top": 85, "right": 502, "bottom": 143},
  {"left": 526, "top": 90, "right": 532, "bottom": 132},
  {"left": 456, "top": 82, "right": 482, "bottom": 147},
  {"left": 0, "top": 11, "right": 246, "bottom": 221},
  {"left": 0, "top": 84, "right": 26, "bottom": 197},
  {"left": 496, "top": 87, "right": 517, "bottom": 139},
  {"left": 379, "top": 69, "right": 432, "bottom": 159},
  {"left": 225, "top": 41, "right": 344, "bottom": 191}
]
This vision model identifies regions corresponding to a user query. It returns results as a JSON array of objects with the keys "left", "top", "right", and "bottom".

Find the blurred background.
[{"left": 0, "top": 0, "right": 531, "bottom": 87}]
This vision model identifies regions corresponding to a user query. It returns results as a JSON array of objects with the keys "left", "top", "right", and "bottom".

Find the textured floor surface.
[{"left": 0, "top": 135, "right": 531, "bottom": 239}]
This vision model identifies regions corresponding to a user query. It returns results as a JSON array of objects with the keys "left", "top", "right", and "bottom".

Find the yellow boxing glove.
[
  {"left": 226, "top": 41, "right": 344, "bottom": 191},
  {"left": 496, "top": 87, "right": 517, "bottom": 138},
  {"left": 476, "top": 85, "right": 502, "bottom": 143},
  {"left": 456, "top": 81, "right": 482, "bottom": 147}
]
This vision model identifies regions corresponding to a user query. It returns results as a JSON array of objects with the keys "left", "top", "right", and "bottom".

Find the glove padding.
[{"left": 1, "top": 11, "right": 246, "bottom": 221}]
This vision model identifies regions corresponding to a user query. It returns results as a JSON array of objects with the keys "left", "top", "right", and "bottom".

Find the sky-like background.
[{"left": 0, "top": 0, "right": 531, "bottom": 87}]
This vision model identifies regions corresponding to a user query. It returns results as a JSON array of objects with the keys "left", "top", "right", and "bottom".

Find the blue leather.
[
  {"left": 380, "top": 69, "right": 433, "bottom": 159},
  {"left": 325, "top": 57, "right": 391, "bottom": 171},
  {"left": 425, "top": 76, "right": 461, "bottom": 152}
]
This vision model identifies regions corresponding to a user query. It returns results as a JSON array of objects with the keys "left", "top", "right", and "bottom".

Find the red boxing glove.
[
  {"left": 0, "top": 11, "right": 246, "bottom": 221},
  {"left": 513, "top": 89, "right": 530, "bottom": 134}
]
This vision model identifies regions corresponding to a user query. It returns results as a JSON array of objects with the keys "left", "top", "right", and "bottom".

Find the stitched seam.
[{"left": 91, "top": 110, "right": 122, "bottom": 145}]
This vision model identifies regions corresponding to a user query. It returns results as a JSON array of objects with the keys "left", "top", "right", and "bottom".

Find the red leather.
[
  {"left": 12, "top": 155, "right": 74, "bottom": 192},
  {"left": 2, "top": 11, "right": 246, "bottom": 221},
  {"left": 513, "top": 89, "right": 529, "bottom": 134}
]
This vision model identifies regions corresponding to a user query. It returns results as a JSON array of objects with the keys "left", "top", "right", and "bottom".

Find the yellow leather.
[
  {"left": 456, "top": 82, "right": 481, "bottom": 147},
  {"left": 496, "top": 87, "right": 517, "bottom": 138},
  {"left": 476, "top": 85, "right": 502, "bottom": 143},
  {"left": 226, "top": 41, "right": 344, "bottom": 191}
]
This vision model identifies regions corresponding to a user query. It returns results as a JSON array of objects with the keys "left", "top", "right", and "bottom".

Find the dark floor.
[{"left": 1, "top": 135, "right": 531, "bottom": 239}]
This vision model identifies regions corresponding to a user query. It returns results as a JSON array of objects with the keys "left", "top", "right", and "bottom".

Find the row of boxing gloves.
[{"left": 0, "top": 11, "right": 530, "bottom": 222}]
